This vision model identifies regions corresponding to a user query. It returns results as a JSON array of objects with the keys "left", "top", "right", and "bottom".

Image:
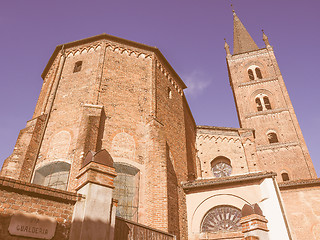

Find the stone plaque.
[{"left": 8, "top": 212, "right": 57, "bottom": 239}]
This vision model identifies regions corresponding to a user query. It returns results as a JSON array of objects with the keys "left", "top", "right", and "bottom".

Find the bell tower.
[{"left": 225, "top": 11, "right": 317, "bottom": 181}]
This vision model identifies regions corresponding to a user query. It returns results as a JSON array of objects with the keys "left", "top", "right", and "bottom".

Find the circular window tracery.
[
  {"left": 201, "top": 205, "right": 242, "bottom": 233},
  {"left": 211, "top": 156, "right": 232, "bottom": 178}
]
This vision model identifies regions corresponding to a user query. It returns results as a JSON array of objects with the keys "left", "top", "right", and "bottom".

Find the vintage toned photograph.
[{"left": 0, "top": 1, "right": 319, "bottom": 239}]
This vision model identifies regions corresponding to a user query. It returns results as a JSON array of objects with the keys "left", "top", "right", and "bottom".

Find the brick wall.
[
  {"left": 1, "top": 36, "right": 196, "bottom": 240},
  {"left": 0, "top": 177, "right": 80, "bottom": 240},
  {"left": 115, "top": 216, "right": 176, "bottom": 240},
  {"left": 154, "top": 58, "right": 192, "bottom": 239},
  {"left": 280, "top": 180, "right": 320, "bottom": 240},
  {"left": 1, "top": 114, "right": 46, "bottom": 182},
  {"left": 227, "top": 47, "right": 316, "bottom": 181},
  {"left": 196, "top": 126, "right": 258, "bottom": 178}
]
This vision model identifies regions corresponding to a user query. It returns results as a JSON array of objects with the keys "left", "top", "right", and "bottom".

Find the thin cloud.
[{"left": 182, "top": 70, "right": 212, "bottom": 97}]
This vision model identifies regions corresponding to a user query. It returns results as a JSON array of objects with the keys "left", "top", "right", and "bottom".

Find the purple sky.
[{"left": 1, "top": 0, "right": 319, "bottom": 175}]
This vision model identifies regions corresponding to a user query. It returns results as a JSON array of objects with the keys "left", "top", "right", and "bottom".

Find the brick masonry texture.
[
  {"left": 0, "top": 177, "right": 80, "bottom": 240},
  {"left": 226, "top": 47, "right": 317, "bottom": 181},
  {"left": 0, "top": 37, "right": 195, "bottom": 240},
  {"left": 1, "top": 31, "right": 320, "bottom": 240}
]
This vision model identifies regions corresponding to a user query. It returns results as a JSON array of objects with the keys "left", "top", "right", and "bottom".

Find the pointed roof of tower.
[{"left": 233, "top": 11, "right": 259, "bottom": 54}]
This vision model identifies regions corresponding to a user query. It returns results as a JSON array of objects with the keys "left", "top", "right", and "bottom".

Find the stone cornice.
[
  {"left": 197, "top": 125, "right": 254, "bottom": 133},
  {"left": 279, "top": 178, "right": 320, "bottom": 190},
  {"left": 228, "top": 48, "right": 269, "bottom": 62},
  {"left": 196, "top": 126, "right": 255, "bottom": 142},
  {"left": 181, "top": 172, "right": 276, "bottom": 192},
  {"left": 245, "top": 108, "right": 288, "bottom": 119},
  {"left": 256, "top": 142, "right": 299, "bottom": 151},
  {"left": 238, "top": 77, "right": 278, "bottom": 88}
]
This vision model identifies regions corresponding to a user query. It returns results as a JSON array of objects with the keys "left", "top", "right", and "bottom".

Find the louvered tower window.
[
  {"left": 248, "top": 69, "right": 254, "bottom": 80},
  {"left": 263, "top": 96, "right": 271, "bottom": 110},
  {"left": 255, "top": 67, "right": 263, "bottom": 79},
  {"left": 255, "top": 98, "right": 263, "bottom": 111}
]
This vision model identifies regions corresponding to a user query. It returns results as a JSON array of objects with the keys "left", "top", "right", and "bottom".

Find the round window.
[
  {"left": 201, "top": 205, "right": 242, "bottom": 233},
  {"left": 212, "top": 162, "right": 232, "bottom": 177}
]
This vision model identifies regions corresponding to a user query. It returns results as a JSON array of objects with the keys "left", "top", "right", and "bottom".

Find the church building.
[{"left": 0, "top": 11, "right": 320, "bottom": 240}]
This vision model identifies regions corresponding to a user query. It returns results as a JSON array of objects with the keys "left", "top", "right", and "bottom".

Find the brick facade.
[
  {"left": 1, "top": 12, "right": 320, "bottom": 240},
  {"left": 226, "top": 46, "right": 316, "bottom": 181},
  {"left": 0, "top": 176, "right": 79, "bottom": 240}
]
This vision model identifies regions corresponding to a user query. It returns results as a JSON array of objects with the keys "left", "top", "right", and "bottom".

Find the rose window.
[
  {"left": 201, "top": 205, "right": 242, "bottom": 233},
  {"left": 212, "top": 162, "right": 232, "bottom": 177}
]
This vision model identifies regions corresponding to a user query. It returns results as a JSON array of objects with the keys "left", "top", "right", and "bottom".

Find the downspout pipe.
[{"left": 29, "top": 46, "right": 67, "bottom": 182}]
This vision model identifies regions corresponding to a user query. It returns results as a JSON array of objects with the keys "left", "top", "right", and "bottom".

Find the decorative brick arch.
[
  {"left": 250, "top": 89, "right": 275, "bottom": 112},
  {"left": 33, "top": 160, "right": 71, "bottom": 190},
  {"left": 243, "top": 61, "right": 266, "bottom": 81},
  {"left": 111, "top": 132, "right": 136, "bottom": 162},
  {"left": 47, "top": 130, "right": 71, "bottom": 160}
]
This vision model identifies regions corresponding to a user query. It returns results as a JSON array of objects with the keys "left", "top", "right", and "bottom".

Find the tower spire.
[
  {"left": 262, "top": 29, "right": 271, "bottom": 47},
  {"left": 224, "top": 38, "right": 231, "bottom": 56},
  {"left": 233, "top": 11, "right": 259, "bottom": 54}
]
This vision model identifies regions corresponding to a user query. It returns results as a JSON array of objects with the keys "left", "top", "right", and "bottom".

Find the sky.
[{"left": 0, "top": 0, "right": 320, "bottom": 175}]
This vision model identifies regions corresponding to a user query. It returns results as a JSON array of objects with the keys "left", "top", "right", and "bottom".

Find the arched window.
[
  {"left": 267, "top": 132, "right": 279, "bottom": 144},
  {"left": 33, "top": 161, "right": 71, "bottom": 190},
  {"left": 247, "top": 65, "right": 263, "bottom": 80},
  {"left": 248, "top": 69, "right": 254, "bottom": 80},
  {"left": 211, "top": 156, "right": 232, "bottom": 178},
  {"left": 201, "top": 205, "right": 242, "bottom": 233},
  {"left": 73, "top": 61, "right": 82, "bottom": 73},
  {"left": 281, "top": 172, "right": 290, "bottom": 181},
  {"left": 113, "top": 163, "right": 140, "bottom": 221},
  {"left": 255, "top": 94, "right": 272, "bottom": 111},
  {"left": 263, "top": 96, "right": 271, "bottom": 110},
  {"left": 255, "top": 67, "right": 262, "bottom": 79},
  {"left": 255, "top": 98, "right": 263, "bottom": 111}
]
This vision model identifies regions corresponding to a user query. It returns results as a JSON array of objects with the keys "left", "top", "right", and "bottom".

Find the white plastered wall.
[{"left": 185, "top": 177, "right": 291, "bottom": 240}]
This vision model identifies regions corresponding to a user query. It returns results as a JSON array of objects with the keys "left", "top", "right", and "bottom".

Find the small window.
[
  {"left": 267, "top": 132, "right": 279, "bottom": 144},
  {"left": 281, "top": 172, "right": 289, "bottom": 181},
  {"left": 255, "top": 67, "right": 262, "bottom": 79},
  {"left": 248, "top": 69, "right": 254, "bottom": 80},
  {"left": 168, "top": 88, "right": 172, "bottom": 99},
  {"left": 73, "top": 61, "right": 82, "bottom": 73},
  {"left": 263, "top": 96, "right": 272, "bottom": 110},
  {"left": 255, "top": 98, "right": 263, "bottom": 111}
]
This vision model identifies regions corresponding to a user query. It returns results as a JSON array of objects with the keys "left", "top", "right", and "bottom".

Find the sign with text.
[{"left": 8, "top": 212, "right": 57, "bottom": 239}]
